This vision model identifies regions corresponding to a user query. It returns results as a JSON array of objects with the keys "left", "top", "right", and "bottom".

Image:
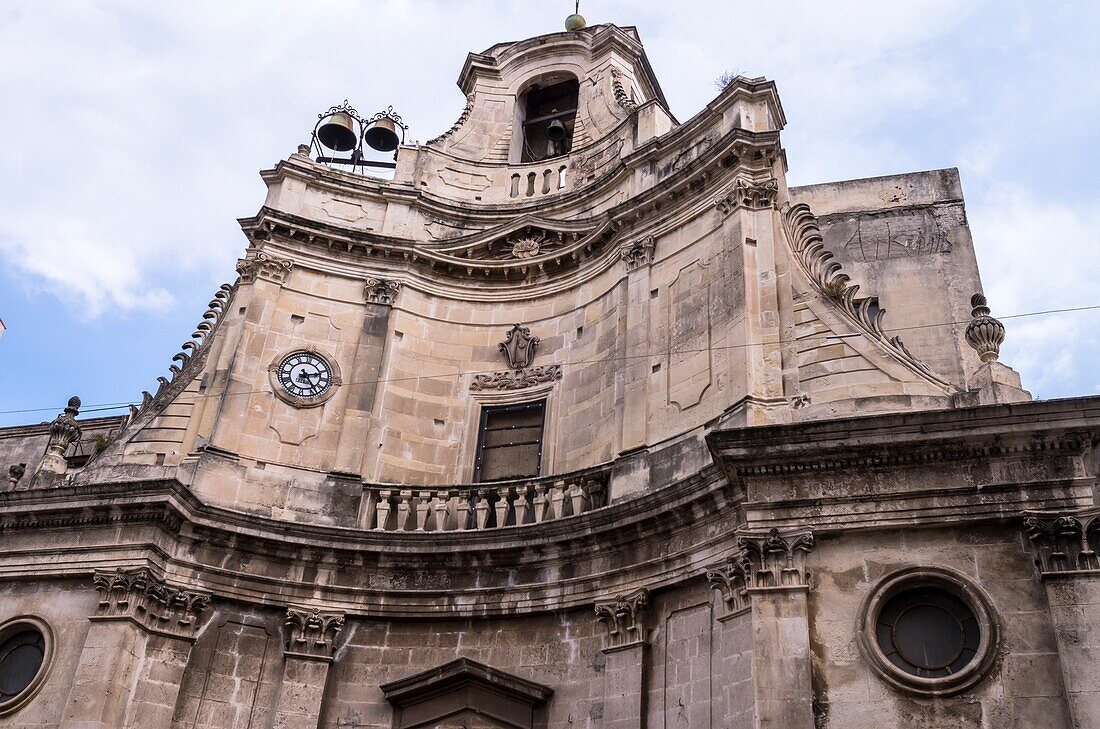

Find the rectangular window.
[{"left": 473, "top": 400, "right": 545, "bottom": 482}]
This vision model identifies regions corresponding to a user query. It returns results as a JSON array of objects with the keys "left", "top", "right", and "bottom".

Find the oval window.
[
  {"left": 856, "top": 567, "right": 998, "bottom": 697},
  {"left": 0, "top": 618, "right": 53, "bottom": 717},
  {"left": 0, "top": 630, "right": 45, "bottom": 704}
]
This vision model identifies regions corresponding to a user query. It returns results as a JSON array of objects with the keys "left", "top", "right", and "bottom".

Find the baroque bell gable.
[{"left": 1, "top": 14, "right": 1094, "bottom": 729}]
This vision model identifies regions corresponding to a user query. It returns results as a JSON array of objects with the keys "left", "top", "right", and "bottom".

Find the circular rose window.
[
  {"left": 0, "top": 617, "right": 53, "bottom": 717},
  {"left": 857, "top": 567, "right": 998, "bottom": 697}
]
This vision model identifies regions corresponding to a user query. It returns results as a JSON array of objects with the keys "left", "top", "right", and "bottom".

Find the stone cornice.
[
  {"left": 708, "top": 398, "right": 1100, "bottom": 477},
  {"left": 243, "top": 131, "right": 779, "bottom": 300},
  {"left": 0, "top": 468, "right": 738, "bottom": 619}
]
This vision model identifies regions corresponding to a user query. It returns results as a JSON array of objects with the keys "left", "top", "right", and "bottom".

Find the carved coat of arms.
[{"left": 499, "top": 324, "right": 539, "bottom": 369}]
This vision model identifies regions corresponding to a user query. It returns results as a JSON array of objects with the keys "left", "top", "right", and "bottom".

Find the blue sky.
[{"left": 1, "top": 1, "right": 1098, "bottom": 426}]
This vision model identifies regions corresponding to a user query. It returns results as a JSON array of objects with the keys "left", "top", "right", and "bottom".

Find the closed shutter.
[{"left": 473, "top": 400, "right": 545, "bottom": 482}]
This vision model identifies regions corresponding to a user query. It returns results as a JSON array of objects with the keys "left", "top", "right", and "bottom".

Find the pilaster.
[
  {"left": 595, "top": 588, "right": 649, "bottom": 729},
  {"left": 272, "top": 607, "right": 345, "bottom": 729},
  {"left": 618, "top": 237, "right": 655, "bottom": 463},
  {"left": 1024, "top": 511, "right": 1100, "bottom": 728},
  {"left": 333, "top": 278, "right": 400, "bottom": 474},
  {"left": 715, "top": 528, "right": 815, "bottom": 729},
  {"left": 713, "top": 178, "right": 790, "bottom": 427},
  {"left": 60, "top": 567, "right": 211, "bottom": 729}
]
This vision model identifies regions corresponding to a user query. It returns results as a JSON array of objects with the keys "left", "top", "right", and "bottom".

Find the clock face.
[{"left": 276, "top": 352, "right": 332, "bottom": 400}]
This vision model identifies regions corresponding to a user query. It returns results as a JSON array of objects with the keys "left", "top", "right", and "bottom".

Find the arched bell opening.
[{"left": 516, "top": 73, "right": 579, "bottom": 163}]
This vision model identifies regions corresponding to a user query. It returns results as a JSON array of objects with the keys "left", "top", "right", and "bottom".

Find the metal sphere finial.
[{"left": 565, "top": 0, "right": 586, "bottom": 30}]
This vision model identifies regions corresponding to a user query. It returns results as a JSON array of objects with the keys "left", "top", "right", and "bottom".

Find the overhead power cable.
[{"left": 0, "top": 302, "right": 1098, "bottom": 417}]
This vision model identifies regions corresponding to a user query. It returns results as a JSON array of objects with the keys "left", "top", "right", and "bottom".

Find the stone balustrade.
[{"left": 362, "top": 465, "right": 611, "bottom": 532}]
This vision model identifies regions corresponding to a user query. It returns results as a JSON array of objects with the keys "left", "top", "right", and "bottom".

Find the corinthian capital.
[
  {"left": 236, "top": 252, "right": 294, "bottom": 285},
  {"left": 714, "top": 177, "right": 779, "bottom": 215},
  {"left": 736, "top": 528, "right": 815, "bottom": 589},
  {"left": 364, "top": 277, "right": 401, "bottom": 306},
  {"left": 92, "top": 567, "right": 211, "bottom": 640},
  {"left": 594, "top": 588, "right": 648, "bottom": 652},
  {"left": 284, "top": 607, "right": 346, "bottom": 660}
]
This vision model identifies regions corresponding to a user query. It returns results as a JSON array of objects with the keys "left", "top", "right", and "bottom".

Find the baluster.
[
  {"left": 475, "top": 490, "right": 491, "bottom": 530},
  {"left": 432, "top": 493, "right": 449, "bottom": 531},
  {"left": 568, "top": 481, "right": 589, "bottom": 516},
  {"left": 549, "top": 484, "right": 566, "bottom": 520},
  {"left": 533, "top": 486, "right": 548, "bottom": 523},
  {"left": 375, "top": 490, "right": 392, "bottom": 530},
  {"left": 415, "top": 490, "right": 431, "bottom": 531},
  {"left": 514, "top": 485, "right": 530, "bottom": 525},
  {"left": 397, "top": 489, "right": 413, "bottom": 531},
  {"left": 455, "top": 492, "right": 471, "bottom": 531},
  {"left": 494, "top": 486, "right": 511, "bottom": 528}
]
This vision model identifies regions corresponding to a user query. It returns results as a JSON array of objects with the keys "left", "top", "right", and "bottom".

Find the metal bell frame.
[{"left": 310, "top": 101, "right": 409, "bottom": 172}]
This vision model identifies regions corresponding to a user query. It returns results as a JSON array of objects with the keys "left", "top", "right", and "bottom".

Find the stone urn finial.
[
  {"left": 37, "top": 396, "right": 83, "bottom": 477},
  {"left": 965, "top": 293, "right": 1006, "bottom": 363}
]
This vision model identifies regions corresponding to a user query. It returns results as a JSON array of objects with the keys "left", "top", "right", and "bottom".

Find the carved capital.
[
  {"left": 595, "top": 588, "right": 648, "bottom": 652},
  {"left": 620, "top": 236, "right": 655, "bottom": 271},
  {"left": 236, "top": 252, "right": 293, "bottom": 285},
  {"left": 965, "top": 293, "right": 1005, "bottom": 363},
  {"left": 364, "top": 277, "right": 401, "bottom": 306},
  {"left": 736, "top": 528, "right": 815, "bottom": 590},
  {"left": 1024, "top": 510, "right": 1100, "bottom": 576},
  {"left": 706, "top": 552, "right": 753, "bottom": 620},
  {"left": 92, "top": 567, "right": 211, "bottom": 640},
  {"left": 471, "top": 365, "right": 562, "bottom": 391},
  {"left": 284, "top": 607, "right": 345, "bottom": 660},
  {"left": 714, "top": 177, "right": 778, "bottom": 215}
]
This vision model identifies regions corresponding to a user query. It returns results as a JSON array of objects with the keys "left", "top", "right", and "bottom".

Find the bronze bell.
[
  {"left": 364, "top": 117, "right": 400, "bottom": 152},
  {"left": 317, "top": 112, "right": 358, "bottom": 151},
  {"left": 547, "top": 118, "right": 567, "bottom": 142}
]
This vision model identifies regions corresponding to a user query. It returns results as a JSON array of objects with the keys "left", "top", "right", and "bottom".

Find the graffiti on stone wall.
[{"left": 820, "top": 206, "right": 959, "bottom": 262}]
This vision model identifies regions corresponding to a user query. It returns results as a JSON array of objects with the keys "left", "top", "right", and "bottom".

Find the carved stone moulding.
[
  {"left": 595, "top": 587, "right": 649, "bottom": 653},
  {"left": 283, "top": 606, "right": 345, "bottom": 661},
  {"left": 471, "top": 364, "right": 562, "bottom": 391},
  {"left": 91, "top": 567, "right": 211, "bottom": 641}
]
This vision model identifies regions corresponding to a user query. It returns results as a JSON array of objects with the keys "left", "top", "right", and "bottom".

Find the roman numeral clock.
[{"left": 267, "top": 348, "right": 342, "bottom": 407}]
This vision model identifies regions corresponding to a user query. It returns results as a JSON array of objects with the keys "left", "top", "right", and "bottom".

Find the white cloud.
[{"left": 0, "top": 0, "right": 1097, "bottom": 397}]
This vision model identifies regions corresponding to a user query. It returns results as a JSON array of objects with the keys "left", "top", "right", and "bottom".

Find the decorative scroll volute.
[
  {"left": 594, "top": 588, "right": 649, "bottom": 652},
  {"left": 284, "top": 607, "right": 346, "bottom": 660},
  {"left": 471, "top": 365, "right": 562, "bottom": 391},
  {"left": 92, "top": 567, "right": 211, "bottom": 640}
]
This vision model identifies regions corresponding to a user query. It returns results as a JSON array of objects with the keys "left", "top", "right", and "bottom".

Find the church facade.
[{"left": 1, "top": 20, "right": 1098, "bottom": 729}]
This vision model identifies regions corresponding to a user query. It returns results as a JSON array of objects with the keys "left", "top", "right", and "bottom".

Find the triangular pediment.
[{"left": 381, "top": 657, "right": 553, "bottom": 729}]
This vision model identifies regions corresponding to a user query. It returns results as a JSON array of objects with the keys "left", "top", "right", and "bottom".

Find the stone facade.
[{"left": 0, "top": 19, "right": 1094, "bottom": 729}]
